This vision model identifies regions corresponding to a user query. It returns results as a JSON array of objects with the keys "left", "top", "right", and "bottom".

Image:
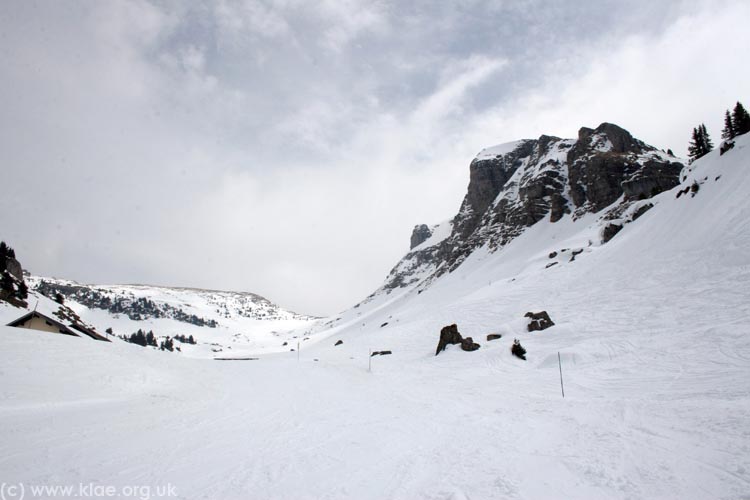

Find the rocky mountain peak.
[
  {"left": 371, "top": 123, "right": 685, "bottom": 297},
  {"left": 575, "top": 122, "right": 644, "bottom": 155}
]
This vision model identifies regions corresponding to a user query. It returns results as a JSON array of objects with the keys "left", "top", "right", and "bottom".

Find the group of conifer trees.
[
  {"left": 0, "top": 241, "right": 28, "bottom": 302},
  {"left": 120, "top": 329, "right": 195, "bottom": 352},
  {"left": 689, "top": 101, "right": 750, "bottom": 162}
]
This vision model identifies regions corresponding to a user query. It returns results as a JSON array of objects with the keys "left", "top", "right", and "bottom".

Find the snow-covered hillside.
[
  {"left": 1, "top": 277, "right": 318, "bottom": 358},
  {"left": 1, "top": 134, "right": 749, "bottom": 499}
]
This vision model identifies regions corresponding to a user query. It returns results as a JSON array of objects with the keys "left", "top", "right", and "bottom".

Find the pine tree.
[
  {"left": 1, "top": 272, "right": 14, "bottom": 294},
  {"left": 700, "top": 124, "right": 713, "bottom": 153},
  {"left": 0, "top": 242, "right": 8, "bottom": 273},
  {"left": 160, "top": 337, "right": 174, "bottom": 352},
  {"left": 688, "top": 124, "right": 713, "bottom": 162},
  {"left": 722, "top": 110, "right": 735, "bottom": 139},
  {"left": 688, "top": 127, "right": 703, "bottom": 161},
  {"left": 17, "top": 281, "right": 28, "bottom": 300},
  {"left": 0, "top": 242, "right": 14, "bottom": 261},
  {"left": 733, "top": 101, "right": 750, "bottom": 136}
]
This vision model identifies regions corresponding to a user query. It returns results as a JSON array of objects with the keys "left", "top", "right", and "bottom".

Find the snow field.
[{"left": 1, "top": 136, "right": 749, "bottom": 498}]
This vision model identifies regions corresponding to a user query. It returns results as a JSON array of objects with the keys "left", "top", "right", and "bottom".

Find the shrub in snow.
[
  {"left": 512, "top": 339, "right": 527, "bottom": 361},
  {"left": 720, "top": 140, "right": 735, "bottom": 156}
]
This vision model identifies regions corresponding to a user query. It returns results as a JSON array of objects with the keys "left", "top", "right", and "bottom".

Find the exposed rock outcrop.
[
  {"left": 525, "top": 311, "right": 555, "bottom": 332},
  {"left": 601, "top": 223, "right": 623, "bottom": 243},
  {"left": 6, "top": 258, "right": 23, "bottom": 281},
  {"left": 460, "top": 337, "right": 480, "bottom": 352},
  {"left": 410, "top": 224, "right": 432, "bottom": 250},
  {"left": 435, "top": 324, "right": 463, "bottom": 356},
  {"left": 435, "top": 324, "right": 481, "bottom": 354},
  {"left": 374, "top": 122, "right": 684, "bottom": 296}
]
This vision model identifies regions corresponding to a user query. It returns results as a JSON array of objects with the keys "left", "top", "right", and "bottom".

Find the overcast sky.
[{"left": 1, "top": 0, "right": 748, "bottom": 315}]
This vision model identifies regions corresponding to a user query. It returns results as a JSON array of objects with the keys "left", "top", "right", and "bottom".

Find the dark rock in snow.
[
  {"left": 335, "top": 340, "right": 343, "bottom": 346},
  {"left": 371, "top": 350, "right": 392, "bottom": 356},
  {"left": 5, "top": 258, "right": 23, "bottom": 281},
  {"left": 380, "top": 322, "right": 389, "bottom": 328},
  {"left": 630, "top": 203, "right": 653, "bottom": 221},
  {"left": 486, "top": 334, "right": 502, "bottom": 341},
  {"left": 525, "top": 311, "right": 555, "bottom": 332},
  {"left": 410, "top": 224, "right": 433, "bottom": 250},
  {"left": 545, "top": 262, "right": 558, "bottom": 269},
  {"left": 548, "top": 251, "right": 558, "bottom": 259},
  {"left": 601, "top": 223, "right": 623, "bottom": 243},
  {"left": 435, "top": 324, "right": 464, "bottom": 356},
  {"left": 461, "top": 337, "right": 480, "bottom": 352}
]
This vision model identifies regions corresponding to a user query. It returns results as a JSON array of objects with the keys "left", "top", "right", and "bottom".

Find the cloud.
[
  {"left": 1, "top": 0, "right": 747, "bottom": 316},
  {"left": 215, "top": 0, "right": 292, "bottom": 39}
]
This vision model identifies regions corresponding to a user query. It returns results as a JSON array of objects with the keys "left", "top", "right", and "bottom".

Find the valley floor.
[{"left": 1, "top": 252, "right": 748, "bottom": 500}]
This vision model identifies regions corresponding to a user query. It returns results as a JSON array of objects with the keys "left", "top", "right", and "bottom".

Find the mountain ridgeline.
[
  {"left": 28, "top": 276, "right": 315, "bottom": 327},
  {"left": 379, "top": 123, "right": 685, "bottom": 293}
]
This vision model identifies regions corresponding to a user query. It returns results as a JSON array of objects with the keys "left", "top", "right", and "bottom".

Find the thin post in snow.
[
  {"left": 297, "top": 342, "right": 300, "bottom": 362},
  {"left": 368, "top": 349, "right": 372, "bottom": 372},
  {"left": 558, "top": 351, "right": 565, "bottom": 398}
]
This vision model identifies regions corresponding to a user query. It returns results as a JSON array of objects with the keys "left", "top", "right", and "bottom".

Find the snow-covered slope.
[
  {"left": 4, "top": 277, "right": 318, "bottom": 358},
  {"left": 1, "top": 134, "right": 748, "bottom": 499}
]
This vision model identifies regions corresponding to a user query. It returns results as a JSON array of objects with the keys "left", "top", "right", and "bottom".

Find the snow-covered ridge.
[
  {"left": 27, "top": 275, "right": 314, "bottom": 322},
  {"left": 20, "top": 275, "right": 319, "bottom": 358},
  {"left": 474, "top": 139, "right": 531, "bottom": 161}
]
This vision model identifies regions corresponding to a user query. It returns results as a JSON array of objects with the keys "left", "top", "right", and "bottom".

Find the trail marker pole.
[
  {"left": 297, "top": 342, "right": 300, "bottom": 362},
  {"left": 368, "top": 349, "right": 372, "bottom": 372},
  {"left": 558, "top": 351, "right": 565, "bottom": 398}
]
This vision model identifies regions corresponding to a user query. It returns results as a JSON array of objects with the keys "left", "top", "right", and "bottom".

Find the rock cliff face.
[
  {"left": 376, "top": 123, "right": 684, "bottom": 295},
  {"left": 5, "top": 258, "right": 23, "bottom": 282},
  {"left": 410, "top": 225, "right": 433, "bottom": 250}
]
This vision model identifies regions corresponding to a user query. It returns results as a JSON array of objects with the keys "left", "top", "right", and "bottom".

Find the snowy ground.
[{"left": 1, "top": 138, "right": 749, "bottom": 499}]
